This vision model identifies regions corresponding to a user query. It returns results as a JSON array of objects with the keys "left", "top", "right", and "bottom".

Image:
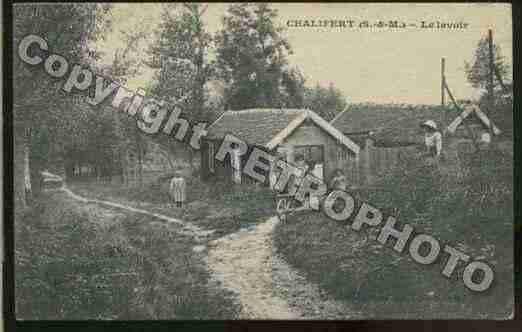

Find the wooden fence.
[{"left": 342, "top": 145, "right": 418, "bottom": 187}]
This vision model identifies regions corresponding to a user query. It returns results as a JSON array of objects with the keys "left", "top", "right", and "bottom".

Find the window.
[
  {"left": 295, "top": 145, "right": 324, "bottom": 164},
  {"left": 337, "top": 146, "right": 347, "bottom": 161}
]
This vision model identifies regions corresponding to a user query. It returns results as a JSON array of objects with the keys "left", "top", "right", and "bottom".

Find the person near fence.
[
  {"left": 169, "top": 172, "right": 186, "bottom": 208},
  {"left": 421, "top": 120, "right": 442, "bottom": 156},
  {"left": 291, "top": 154, "right": 310, "bottom": 209},
  {"left": 330, "top": 169, "right": 348, "bottom": 191},
  {"left": 420, "top": 120, "right": 443, "bottom": 167}
]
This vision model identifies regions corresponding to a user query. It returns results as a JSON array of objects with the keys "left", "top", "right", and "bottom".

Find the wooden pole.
[
  {"left": 445, "top": 80, "right": 480, "bottom": 152},
  {"left": 487, "top": 28, "right": 496, "bottom": 139},
  {"left": 441, "top": 57, "right": 446, "bottom": 127},
  {"left": 488, "top": 29, "right": 495, "bottom": 116},
  {"left": 441, "top": 57, "right": 446, "bottom": 106}
]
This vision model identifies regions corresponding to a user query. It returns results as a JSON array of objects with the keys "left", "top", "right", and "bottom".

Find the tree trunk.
[
  {"left": 14, "top": 132, "right": 28, "bottom": 211},
  {"left": 138, "top": 145, "right": 143, "bottom": 187},
  {"left": 120, "top": 149, "right": 128, "bottom": 185}
]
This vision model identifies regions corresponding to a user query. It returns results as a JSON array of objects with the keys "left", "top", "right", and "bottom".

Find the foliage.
[
  {"left": 13, "top": 4, "right": 110, "bottom": 126},
  {"left": 464, "top": 36, "right": 513, "bottom": 137},
  {"left": 304, "top": 83, "right": 347, "bottom": 121},
  {"left": 464, "top": 36, "right": 510, "bottom": 94},
  {"left": 147, "top": 3, "right": 215, "bottom": 169},
  {"left": 13, "top": 4, "right": 113, "bottom": 197},
  {"left": 215, "top": 3, "right": 303, "bottom": 110},
  {"left": 148, "top": 3, "right": 213, "bottom": 119}
]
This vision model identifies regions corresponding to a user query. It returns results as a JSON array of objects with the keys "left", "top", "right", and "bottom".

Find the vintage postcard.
[{"left": 11, "top": 3, "right": 513, "bottom": 320}]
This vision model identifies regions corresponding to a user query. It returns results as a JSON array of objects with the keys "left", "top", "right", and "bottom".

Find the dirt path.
[
  {"left": 55, "top": 178, "right": 357, "bottom": 319},
  {"left": 60, "top": 186, "right": 214, "bottom": 240},
  {"left": 206, "top": 217, "right": 360, "bottom": 320}
]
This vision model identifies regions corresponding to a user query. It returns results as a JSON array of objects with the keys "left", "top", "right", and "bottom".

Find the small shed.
[
  {"left": 330, "top": 105, "right": 460, "bottom": 185},
  {"left": 447, "top": 104, "right": 502, "bottom": 144},
  {"left": 200, "top": 108, "right": 360, "bottom": 186}
]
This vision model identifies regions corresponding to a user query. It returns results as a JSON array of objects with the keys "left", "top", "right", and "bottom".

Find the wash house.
[{"left": 200, "top": 108, "right": 360, "bottom": 187}]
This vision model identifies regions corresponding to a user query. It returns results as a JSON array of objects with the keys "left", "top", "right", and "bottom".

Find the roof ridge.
[
  {"left": 229, "top": 108, "right": 306, "bottom": 114},
  {"left": 330, "top": 108, "right": 347, "bottom": 124},
  {"left": 266, "top": 109, "right": 360, "bottom": 154}
]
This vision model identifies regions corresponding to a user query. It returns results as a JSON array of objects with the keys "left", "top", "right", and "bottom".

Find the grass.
[
  {"left": 16, "top": 170, "right": 276, "bottom": 319},
  {"left": 274, "top": 144, "right": 514, "bottom": 318},
  {"left": 69, "top": 175, "right": 275, "bottom": 237},
  {"left": 15, "top": 192, "right": 241, "bottom": 320}
]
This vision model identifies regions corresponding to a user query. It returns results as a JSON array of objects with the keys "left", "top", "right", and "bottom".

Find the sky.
[{"left": 97, "top": 3, "right": 512, "bottom": 105}]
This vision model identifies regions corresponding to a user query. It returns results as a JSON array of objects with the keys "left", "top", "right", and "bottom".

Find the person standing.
[
  {"left": 421, "top": 120, "right": 442, "bottom": 157},
  {"left": 292, "top": 154, "right": 310, "bottom": 208},
  {"left": 169, "top": 172, "right": 186, "bottom": 208},
  {"left": 330, "top": 169, "right": 348, "bottom": 191}
]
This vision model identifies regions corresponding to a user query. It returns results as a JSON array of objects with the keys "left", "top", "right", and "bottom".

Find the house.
[
  {"left": 330, "top": 104, "right": 461, "bottom": 185},
  {"left": 331, "top": 103, "right": 504, "bottom": 185},
  {"left": 200, "top": 108, "right": 360, "bottom": 186}
]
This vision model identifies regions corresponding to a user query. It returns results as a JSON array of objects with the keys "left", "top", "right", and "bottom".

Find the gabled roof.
[
  {"left": 206, "top": 108, "right": 360, "bottom": 154},
  {"left": 330, "top": 105, "right": 460, "bottom": 146},
  {"left": 447, "top": 105, "right": 502, "bottom": 135}
]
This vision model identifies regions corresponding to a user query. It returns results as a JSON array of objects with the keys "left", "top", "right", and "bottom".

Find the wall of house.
[
  {"left": 203, "top": 123, "right": 427, "bottom": 189},
  {"left": 201, "top": 123, "right": 360, "bottom": 187},
  {"left": 201, "top": 138, "right": 258, "bottom": 184},
  {"left": 280, "top": 122, "right": 356, "bottom": 183},
  {"left": 202, "top": 130, "right": 426, "bottom": 190}
]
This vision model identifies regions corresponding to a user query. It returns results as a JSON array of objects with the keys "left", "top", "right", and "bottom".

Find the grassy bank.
[
  {"left": 15, "top": 192, "right": 241, "bottom": 319},
  {"left": 69, "top": 175, "right": 275, "bottom": 237},
  {"left": 274, "top": 146, "right": 513, "bottom": 318}
]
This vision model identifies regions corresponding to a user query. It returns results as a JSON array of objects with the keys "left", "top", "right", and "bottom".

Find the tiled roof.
[
  {"left": 205, "top": 108, "right": 360, "bottom": 154},
  {"left": 331, "top": 105, "right": 461, "bottom": 146},
  {"left": 205, "top": 109, "right": 307, "bottom": 145}
]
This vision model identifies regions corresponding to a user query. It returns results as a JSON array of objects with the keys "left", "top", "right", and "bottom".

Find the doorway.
[{"left": 294, "top": 145, "right": 325, "bottom": 180}]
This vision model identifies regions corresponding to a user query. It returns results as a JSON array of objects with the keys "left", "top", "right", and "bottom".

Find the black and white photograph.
[{"left": 9, "top": 2, "right": 514, "bottom": 321}]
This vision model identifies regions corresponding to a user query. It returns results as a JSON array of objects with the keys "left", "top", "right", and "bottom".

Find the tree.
[
  {"left": 464, "top": 36, "right": 511, "bottom": 101},
  {"left": 281, "top": 67, "right": 306, "bottom": 109},
  {"left": 148, "top": 3, "right": 214, "bottom": 171},
  {"left": 106, "top": 27, "right": 151, "bottom": 186},
  {"left": 13, "top": 4, "right": 111, "bottom": 208},
  {"left": 464, "top": 35, "right": 513, "bottom": 133},
  {"left": 465, "top": 37, "right": 509, "bottom": 90},
  {"left": 58, "top": 16, "right": 151, "bottom": 186},
  {"left": 215, "top": 3, "right": 302, "bottom": 110},
  {"left": 148, "top": 3, "right": 212, "bottom": 120},
  {"left": 303, "top": 83, "right": 347, "bottom": 121}
]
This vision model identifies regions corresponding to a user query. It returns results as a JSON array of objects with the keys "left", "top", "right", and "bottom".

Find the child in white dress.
[{"left": 169, "top": 172, "right": 186, "bottom": 208}]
